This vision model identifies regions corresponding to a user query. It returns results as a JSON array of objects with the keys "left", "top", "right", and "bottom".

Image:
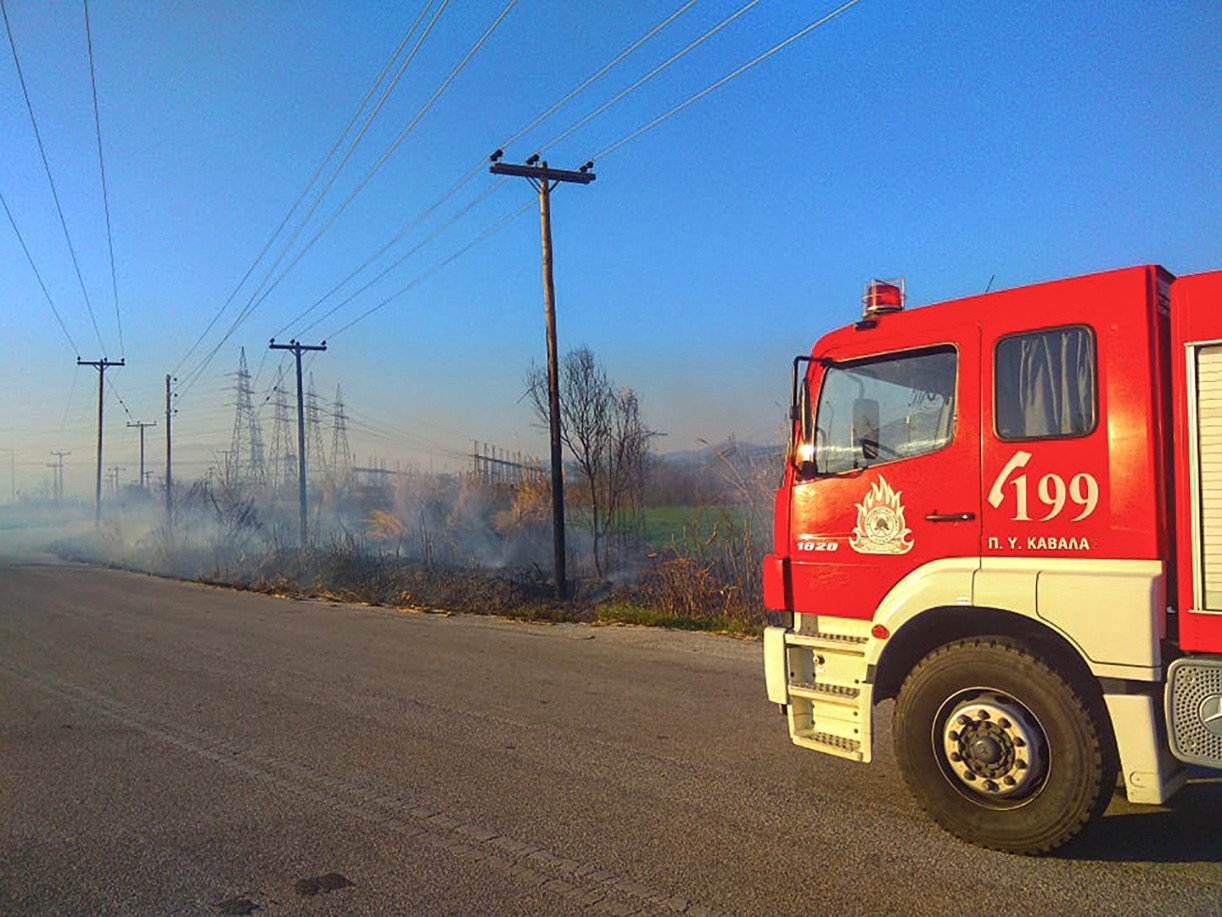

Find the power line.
[
  {"left": 171, "top": 0, "right": 439, "bottom": 390},
  {"left": 59, "top": 362, "right": 82, "bottom": 432},
  {"left": 179, "top": 0, "right": 513, "bottom": 401},
  {"left": 84, "top": 0, "right": 123, "bottom": 359},
  {"left": 209, "top": 0, "right": 449, "bottom": 337},
  {"left": 1, "top": 190, "right": 80, "bottom": 356},
  {"left": 240, "top": 346, "right": 284, "bottom": 409},
  {"left": 273, "top": 165, "right": 492, "bottom": 338},
  {"left": 317, "top": 1, "right": 864, "bottom": 368},
  {"left": 296, "top": 177, "right": 507, "bottom": 337},
  {"left": 273, "top": 0, "right": 867, "bottom": 555},
  {"left": 2, "top": 0, "right": 108, "bottom": 356},
  {"left": 343, "top": 403, "right": 458, "bottom": 442},
  {"left": 326, "top": 198, "right": 534, "bottom": 340},
  {"left": 276, "top": 0, "right": 712, "bottom": 348},
  {"left": 500, "top": 0, "right": 700, "bottom": 155},
  {"left": 590, "top": 0, "right": 864, "bottom": 163},
  {"left": 275, "top": 0, "right": 698, "bottom": 340},
  {"left": 105, "top": 373, "right": 136, "bottom": 422},
  {"left": 288, "top": 0, "right": 694, "bottom": 344},
  {"left": 180, "top": 0, "right": 821, "bottom": 410},
  {"left": 245, "top": 0, "right": 513, "bottom": 331},
  {"left": 175, "top": 0, "right": 458, "bottom": 399},
  {"left": 340, "top": 405, "right": 471, "bottom": 461},
  {"left": 536, "top": 0, "right": 764, "bottom": 158}
]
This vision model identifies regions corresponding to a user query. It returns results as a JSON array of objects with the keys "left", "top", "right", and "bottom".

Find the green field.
[{"left": 639, "top": 505, "right": 753, "bottom": 548}]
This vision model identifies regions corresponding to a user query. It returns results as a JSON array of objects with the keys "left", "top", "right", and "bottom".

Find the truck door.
[{"left": 789, "top": 328, "right": 981, "bottom": 619}]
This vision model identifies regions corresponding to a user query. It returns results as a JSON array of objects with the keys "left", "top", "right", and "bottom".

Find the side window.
[
  {"left": 994, "top": 326, "right": 1096, "bottom": 440},
  {"left": 814, "top": 348, "right": 957, "bottom": 475}
]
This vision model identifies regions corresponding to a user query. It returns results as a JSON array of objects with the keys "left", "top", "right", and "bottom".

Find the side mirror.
[{"left": 852, "top": 397, "right": 880, "bottom": 462}]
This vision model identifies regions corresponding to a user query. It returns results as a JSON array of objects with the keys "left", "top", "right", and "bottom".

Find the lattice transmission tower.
[
  {"left": 306, "top": 372, "right": 328, "bottom": 483},
  {"left": 330, "top": 384, "right": 352, "bottom": 486},
  {"left": 268, "top": 373, "right": 296, "bottom": 491},
  {"left": 228, "top": 348, "right": 266, "bottom": 487}
]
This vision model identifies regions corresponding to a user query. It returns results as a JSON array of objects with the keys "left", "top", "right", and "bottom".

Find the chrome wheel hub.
[{"left": 940, "top": 691, "right": 1046, "bottom": 799}]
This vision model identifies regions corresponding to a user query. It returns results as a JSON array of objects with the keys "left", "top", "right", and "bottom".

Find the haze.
[{"left": 1, "top": 1, "right": 1217, "bottom": 502}]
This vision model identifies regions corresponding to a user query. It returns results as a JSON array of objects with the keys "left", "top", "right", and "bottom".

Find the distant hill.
[{"left": 656, "top": 438, "right": 782, "bottom": 468}]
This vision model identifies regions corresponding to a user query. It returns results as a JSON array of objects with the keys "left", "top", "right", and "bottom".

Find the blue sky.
[{"left": 1, "top": 0, "right": 1218, "bottom": 499}]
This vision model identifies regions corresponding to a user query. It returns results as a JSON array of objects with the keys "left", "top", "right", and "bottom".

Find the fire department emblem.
[{"left": 851, "top": 476, "right": 914, "bottom": 555}]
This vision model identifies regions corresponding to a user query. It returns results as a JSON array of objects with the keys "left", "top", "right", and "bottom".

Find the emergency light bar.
[{"left": 862, "top": 278, "right": 905, "bottom": 318}]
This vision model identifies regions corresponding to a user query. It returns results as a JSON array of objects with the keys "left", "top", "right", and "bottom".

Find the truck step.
[
  {"left": 793, "top": 728, "right": 863, "bottom": 761},
  {"left": 788, "top": 630, "right": 868, "bottom": 650},
  {"left": 789, "top": 680, "right": 860, "bottom": 700}
]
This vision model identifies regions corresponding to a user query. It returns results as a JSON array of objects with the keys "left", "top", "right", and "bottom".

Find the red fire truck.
[{"left": 762, "top": 264, "right": 1222, "bottom": 853}]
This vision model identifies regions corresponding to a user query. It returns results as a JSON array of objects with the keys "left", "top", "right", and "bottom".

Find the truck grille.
[{"left": 1167, "top": 658, "right": 1222, "bottom": 768}]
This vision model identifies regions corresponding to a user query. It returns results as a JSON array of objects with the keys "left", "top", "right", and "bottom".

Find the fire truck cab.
[{"left": 763, "top": 265, "right": 1222, "bottom": 853}]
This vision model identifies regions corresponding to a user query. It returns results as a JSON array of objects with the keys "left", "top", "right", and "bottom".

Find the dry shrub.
[
  {"left": 365, "top": 509, "right": 406, "bottom": 544},
  {"left": 649, "top": 508, "right": 766, "bottom": 625},
  {"left": 492, "top": 477, "right": 551, "bottom": 534},
  {"left": 635, "top": 555, "right": 760, "bottom": 624},
  {"left": 638, "top": 556, "right": 720, "bottom": 619},
  {"left": 255, "top": 572, "right": 295, "bottom": 596}
]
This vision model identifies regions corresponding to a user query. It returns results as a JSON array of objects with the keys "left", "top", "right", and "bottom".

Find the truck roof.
[{"left": 812, "top": 264, "right": 1170, "bottom": 360}]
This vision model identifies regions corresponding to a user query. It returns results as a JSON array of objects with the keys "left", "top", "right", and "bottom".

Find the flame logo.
[{"left": 850, "top": 475, "right": 913, "bottom": 555}]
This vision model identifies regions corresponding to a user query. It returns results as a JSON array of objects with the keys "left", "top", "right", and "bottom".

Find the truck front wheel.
[{"left": 893, "top": 637, "right": 1116, "bottom": 854}]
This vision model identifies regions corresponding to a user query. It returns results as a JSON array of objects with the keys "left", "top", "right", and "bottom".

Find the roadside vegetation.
[{"left": 37, "top": 348, "right": 782, "bottom": 637}]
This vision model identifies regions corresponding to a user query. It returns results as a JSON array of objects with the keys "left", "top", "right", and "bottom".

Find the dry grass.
[{"left": 56, "top": 465, "right": 772, "bottom": 636}]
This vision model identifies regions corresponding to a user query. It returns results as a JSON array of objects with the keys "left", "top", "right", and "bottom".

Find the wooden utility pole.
[
  {"left": 48, "top": 450, "right": 70, "bottom": 503},
  {"left": 106, "top": 465, "right": 126, "bottom": 497},
  {"left": 489, "top": 153, "right": 595, "bottom": 599},
  {"left": 165, "top": 375, "right": 173, "bottom": 531},
  {"left": 77, "top": 357, "right": 124, "bottom": 526},
  {"left": 127, "top": 420, "right": 156, "bottom": 490},
  {"left": 269, "top": 339, "right": 327, "bottom": 547}
]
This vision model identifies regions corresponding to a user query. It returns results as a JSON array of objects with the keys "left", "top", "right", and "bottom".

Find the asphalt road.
[{"left": 2, "top": 556, "right": 1221, "bottom": 916}]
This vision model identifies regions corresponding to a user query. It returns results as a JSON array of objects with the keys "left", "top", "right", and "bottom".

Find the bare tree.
[
  {"left": 527, "top": 346, "right": 655, "bottom": 578},
  {"left": 607, "top": 387, "right": 649, "bottom": 545}
]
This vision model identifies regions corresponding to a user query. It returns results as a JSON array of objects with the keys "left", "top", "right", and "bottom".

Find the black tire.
[{"left": 893, "top": 637, "right": 1116, "bottom": 854}]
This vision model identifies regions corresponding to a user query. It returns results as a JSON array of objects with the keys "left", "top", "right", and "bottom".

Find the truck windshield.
[{"left": 812, "top": 347, "right": 957, "bottom": 475}]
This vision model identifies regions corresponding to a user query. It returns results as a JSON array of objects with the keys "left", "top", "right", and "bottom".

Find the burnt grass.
[
  {"left": 54, "top": 532, "right": 766, "bottom": 634},
  {"left": 242, "top": 549, "right": 585, "bottom": 624},
  {"left": 231, "top": 544, "right": 769, "bottom": 632},
  {"left": 267, "top": 552, "right": 581, "bottom": 626},
  {"left": 228, "top": 549, "right": 766, "bottom": 635}
]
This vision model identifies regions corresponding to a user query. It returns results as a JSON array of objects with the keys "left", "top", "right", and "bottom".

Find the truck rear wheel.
[{"left": 893, "top": 637, "right": 1116, "bottom": 854}]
